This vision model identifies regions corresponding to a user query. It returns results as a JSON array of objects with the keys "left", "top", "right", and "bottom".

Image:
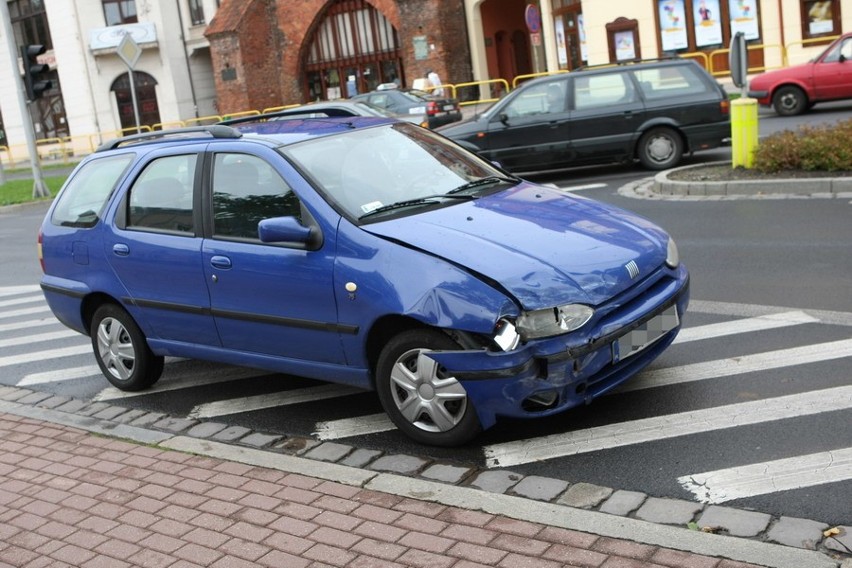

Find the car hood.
[
  {"left": 362, "top": 183, "right": 670, "bottom": 309},
  {"left": 750, "top": 62, "right": 812, "bottom": 88}
]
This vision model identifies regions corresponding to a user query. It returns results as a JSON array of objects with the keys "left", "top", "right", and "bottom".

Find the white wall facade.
[{"left": 0, "top": 0, "right": 216, "bottom": 160}]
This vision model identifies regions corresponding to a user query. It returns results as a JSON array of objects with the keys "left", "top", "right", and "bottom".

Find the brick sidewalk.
[{"left": 0, "top": 413, "right": 767, "bottom": 568}]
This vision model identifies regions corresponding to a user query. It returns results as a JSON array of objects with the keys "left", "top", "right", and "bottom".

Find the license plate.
[
  {"left": 612, "top": 305, "right": 679, "bottom": 363},
  {"left": 443, "top": 104, "right": 456, "bottom": 111}
]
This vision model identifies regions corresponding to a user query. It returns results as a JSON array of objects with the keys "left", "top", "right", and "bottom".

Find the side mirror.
[
  {"left": 499, "top": 113, "right": 510, "bottom": 125},
  {"left": 258, "top": 216, "right": 317, "bottom": 247}
]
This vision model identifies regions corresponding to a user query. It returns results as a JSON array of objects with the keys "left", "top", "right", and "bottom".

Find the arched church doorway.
[{"left": 303, "top": 0, "right": 403, "bottom": 100}]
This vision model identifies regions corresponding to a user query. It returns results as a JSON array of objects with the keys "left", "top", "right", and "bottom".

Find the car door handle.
[
  {"left": 210, "top": 255, "right": 232, "bottom": 269},
  {"left": 112, "top": 243, "right": 130, "bottom": 256},
  {"left": 623, "top": 111, "right": 635, "bottom": 118}
]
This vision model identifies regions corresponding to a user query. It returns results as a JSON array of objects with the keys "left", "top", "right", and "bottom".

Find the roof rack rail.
[
  {"left": 574, "top": 55, "right": 682, "bottom": 72},
  {"left": 218, "top": 111, "right": 296, "bottom": 126},
  {"left": 96, "top": 125, "right": 242, "bottom": 152}
]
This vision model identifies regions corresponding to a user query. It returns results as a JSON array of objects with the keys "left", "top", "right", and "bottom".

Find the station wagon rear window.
[{"left": 51, "top": 153, "right": 135, "bottom": 228}]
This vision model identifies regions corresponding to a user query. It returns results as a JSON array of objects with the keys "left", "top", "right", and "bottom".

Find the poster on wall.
[
  {"left": 806, "top": 1, "right": 835, "bottom": 35},
  {"left": 615, "top": 31, "right": 637, "bottom": 60},
  {"left": 694, "top": 0, "right": 723, "bottom": 46},
  {"left": 578, "top": 14, "right": 589, "bottom": 62},
  {"left": 728, "top": 0, "right": 760, "bottom": 40},
  {"left": 555, "top": 17, "right": 568, "bottom": 66},
  {"left": 658, "top": 0, "right": 688, "bottom": 51}
]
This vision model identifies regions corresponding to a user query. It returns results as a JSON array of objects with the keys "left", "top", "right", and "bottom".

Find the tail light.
[
  {"left": 720, "top": 99, "right": 730, "bottom": 115},
  {"left": 426, "top": 101, "right": 439, "bottom": 116},
  {"left": 37, "top": 229, "right": 45, "bottom": 272}
]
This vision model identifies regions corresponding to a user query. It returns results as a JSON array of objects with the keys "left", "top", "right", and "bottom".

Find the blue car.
[{"left": 38, "top": 117, "right": 689, "bottom": 446}]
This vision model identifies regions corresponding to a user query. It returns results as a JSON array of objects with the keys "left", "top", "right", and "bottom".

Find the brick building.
[{"left": 205, "top": 0, "right": 473, "bottom": 114}]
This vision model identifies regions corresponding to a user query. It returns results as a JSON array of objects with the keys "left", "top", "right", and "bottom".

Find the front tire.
[
  {"left": 90, "top": 304, "right": 164, "bottom": 391},
  {"left": 638, "top": 127, "right": 683, "bottom": 170},
  {"left": 772, "top": 85, "right": 808, "bottom": 116},
  {"left": 376, "top": 329, "right": 481, "bottom": 446}
]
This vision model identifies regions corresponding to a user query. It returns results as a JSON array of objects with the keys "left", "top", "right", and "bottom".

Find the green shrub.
[{"left": 754, "top": 119, "right": 852, "bottom": 173}]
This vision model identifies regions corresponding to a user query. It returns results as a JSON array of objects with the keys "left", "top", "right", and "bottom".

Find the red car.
[{"left": 748, "top": 32, "right": 852, "bottom": 115}]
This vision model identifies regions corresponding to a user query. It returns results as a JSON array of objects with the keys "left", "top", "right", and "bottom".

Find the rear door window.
[
  {"left": 573, "top": 71, "right": 638, "bottom": 110},
  {"left": 127, "top": 154, "right": 197, "bottom": 234},
  {"left": 51, "top": 153, "right": 134, "bottom": 228}
]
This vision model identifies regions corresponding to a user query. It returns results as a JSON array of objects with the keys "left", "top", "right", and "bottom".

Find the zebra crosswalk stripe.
[
  {"left": 678, "top": 447, "right": 852, "bottom": 504},
  {"left": 672, "top": 310, "right": 818, "bottom": 344},
  {"left": 483, "top": 386, "right": 852, "bottom": 468},
  {"left": 190, "top": 384, "right": 363, "bottom": 419}
]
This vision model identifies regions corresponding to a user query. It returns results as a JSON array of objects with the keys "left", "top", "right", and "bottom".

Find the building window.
[
  {"left": 189, "top": 0, "right": 205, "bottom": 25},
  {"left": 103, "top": 0, "right": 138, "bottom": 26},
  {"left": 801, "top": 0, "right": 841, "bottom": 42},
  {"left": 8, "top": 0, "right": 51, "bottom": 48}
]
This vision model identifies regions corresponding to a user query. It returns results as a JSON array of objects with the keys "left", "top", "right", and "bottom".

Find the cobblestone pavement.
[
  {"left": 0, "top": 411, "right": 781, "bottom": 568},
  {"left": 1, "top": 387, "right": 849, "bottom": 568}
]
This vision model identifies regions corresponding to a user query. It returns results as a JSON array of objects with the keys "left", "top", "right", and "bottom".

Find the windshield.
[{"left": 283, "top": 123, "right": 513, "bottom": 220}]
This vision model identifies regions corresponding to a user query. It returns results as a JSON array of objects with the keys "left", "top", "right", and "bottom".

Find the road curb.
[
  {"left": 618, "top": 161, "right": 852, "bottom": 200},
  {"left": 0, "top": 384, "right": 847, "bottom": 568}
]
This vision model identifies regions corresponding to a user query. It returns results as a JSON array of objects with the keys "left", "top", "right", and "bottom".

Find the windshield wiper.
[
  {"left": 358, "top": 194, "right": 475, "bottom": 220},
  {"left": 448, "top": 175, "right": 519, "bottom": 195}
]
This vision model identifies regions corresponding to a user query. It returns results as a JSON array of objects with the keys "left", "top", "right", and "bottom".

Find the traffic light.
[{"left": 20, "top": 44, "right": 52, "bottom": 101}]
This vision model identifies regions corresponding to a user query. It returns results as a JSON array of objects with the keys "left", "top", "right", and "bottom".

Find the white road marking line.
[
  {"left": 0, "top": 329, "right": 80, "bottom": 349},
  {"left": 673, "top": 310, "right": 818, "bottom": 344},
  {"left": 0, "top": 294, "right": 45, "bottom": 309},
  {"left": 189, "top": 384, "right": 364, "bottom": 419},
  {"left": 0, "top": 285, "right": 41, "bottom": 297},
  {"left": 18, "top": 365, "right": 103, "bottom": 386},
  {"left": 0, "top": 317, "right": 58, "bottom": 333},
  {"left": 0, "top": 305, "right": 51, "bottom": 321},
  {"left": 0, "top": 344, "right": 92, "bottom": 368},
  {"left": 483, "top": 386, "right": 852, "bottom": 468},
  {"left": 93, "top": 367, "right": 262, "bottom": 401},
  {"left": 619, "top": 337, "right": 852, "bottom": 394},
  {"left": 551, "top": 183, "right": 607, "bottom": 192},
  {"left": 678, "top": 447, "right": 852, "bottom": 504},
  {"left": 314, "top": 413, "right": 395, "bottom": 440}
]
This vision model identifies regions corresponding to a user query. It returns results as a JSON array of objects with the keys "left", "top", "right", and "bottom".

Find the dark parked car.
[
  {"left": 351, "top": 87, "right": 462, "bottom": 128},
  {"left": 221, "top": 100, "right": 428, "bottom": 128},
  {"left": 748, "top": 32, "right": 852, "bottom": 116},
  {"left": 38, "top": 118, "right": 688, "bottom": 446},
  {"left": 438, "top": 58, "right": 730, "bottom": 172}
]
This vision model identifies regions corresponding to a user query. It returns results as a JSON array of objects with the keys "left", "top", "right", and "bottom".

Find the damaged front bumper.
[{"left": 427, "top": 270, "right": 690, "bottom": 430}]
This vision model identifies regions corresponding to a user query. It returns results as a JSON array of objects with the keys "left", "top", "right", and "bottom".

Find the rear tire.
[
  {"left": 375, "top": 329, "right": 481, "bottom": 446},
  {"left": 772, "top": 86, "right": 808, "bottom": 116},
  {"left": 637, "top": 127, "right": 683, "bottom": 170},
  {"left": 90, "top": 304, "right": 163, "bottom": 391}
]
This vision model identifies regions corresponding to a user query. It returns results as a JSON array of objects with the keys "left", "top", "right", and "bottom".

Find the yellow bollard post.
[{"left": 730, "top": 97, "right": 758, "bottom": 169}]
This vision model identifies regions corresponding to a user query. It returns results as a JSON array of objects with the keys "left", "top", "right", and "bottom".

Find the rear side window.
[
  {"left": 633, "top": 65, "right": 710, "bottom": 100},
  {"left": 127, "top": 154, "right": 197, "bottom": 234},
  {"left": 51, "top": 154, "right": 134, "bottom": 228}
]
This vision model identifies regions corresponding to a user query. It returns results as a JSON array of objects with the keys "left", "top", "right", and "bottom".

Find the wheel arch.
[
  {"left": 364, "top": 314, "right": 431, "bottom": 386},
  {"left": 634, "top": 120, "right": 688, "bottom": 155},
  {"left": 81, "top": 292, "right": 123, "bottom": 336}
]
